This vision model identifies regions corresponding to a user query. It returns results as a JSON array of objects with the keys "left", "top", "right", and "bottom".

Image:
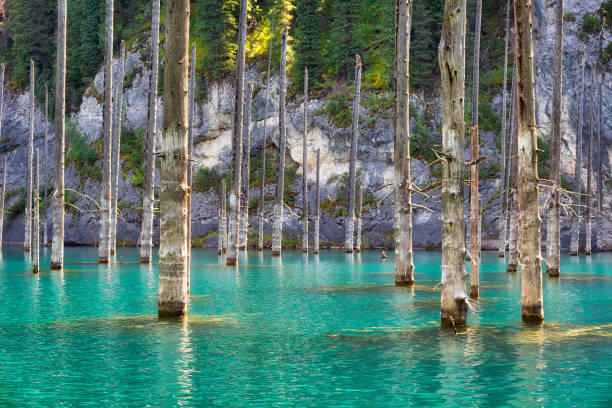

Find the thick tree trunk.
[
  {"left": 0, "top": 156, "right": 5, "bottom": 256},
  {"left": 239, "top": 81, "right": 253, "bottom": 250},
  {"left": 498, "top": 0, "right": 511, "bottom": 257},
  {"left": 302, "top": 68, "right": 309, "bottom": 253},
  {"left": 394, "top": 0, "right": 415, "bottom": 285},
  {"left": 158, "top": 0, "right": 190, "bottom": 318},
  {"left": 44, "top": 86, "right": 48, "bottom": 246},
  {"left": 227, "top": 0, "right": 248, "bottom": 264},
  {"left": 585, "top": 63, "right": 595, "bottom": 256},
  {"left": 259, "top": 38, "right": 272, "bottom": 252},
  {"left": 187, "top": 43, "right": 195, "bottom": 266},
  {"left": 111, "top": 40, "right": 125, "bottom": 255},
  {"left": 25, "top": 59, "right": 34, "bottom": 252},
  {"left": 515, "top": 0, "right": 543, "bottom": 323},
  {"left": 546, "top": 0, "right": 563, "bottom": 277},
  {"left": 52, "top": 0, "right": 67, "bottom": 270},
  {"left": 356, "top": 186, "right": 363, "bottom": 252},
  {"left": 570, "top": 45, "right": 586, "bottom": 256},
  {"left": 271, "top": 26, "right": 288, "bottom": 257},
  {"left": 345, "top": 54, "right": 362, "bottom": 253},
  {"left": 507, "top": 70, "right": 519, "bottom": 272},
  {"left": 439, "top": 0, "right": 468, "bottom": 328},
  {"left": 314, "top": 146, "right": 320, "bottom": 254},
  {"left": 33, "top": 149, "right": 39, "bottom": 273},
  {"left": 140, "top": 0, "right": 161, "bottom": 263}
]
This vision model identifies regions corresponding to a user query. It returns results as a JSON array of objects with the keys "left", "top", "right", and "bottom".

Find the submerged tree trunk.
[
  {"left": 570, "top": 45, "right": 586, "bottom": 256},
  {"left": 44, "top": 85, "right": 49, "bottom": 246},
  {"left": 52, "top": 0, "right": 67, "bottom": 270},
  {"left": 0, "top": 156, "right": 5, "bottom": 257},
  {"left": 394, "top": 0, "right": 415, "bottom": 285},
  {"left": 302, "top": 68, "right": 309, "bottom": 253},
  {"left": 507, "top": 70, "right": 519, "bottom": 272},
  {"left": 345, "top": 54, "right": 362, "bottom": 253},
  {"left": 25, "top": 59, "right": 34, "bottom": 253},
  {"left": 259, "top": 37, "right": 272, "bottom": 252},
  {"left": 140, "top": 0, "right": 161, "bottom": 263},
  {"left": 546, "top": 0, "right": 563, "bottom": 277},
  {"left": 314, "top": 145, "right": 321, "bottom": 254},
  {"left": 33, "top": 149, "right": 40, "bottom": 273},
  {"left": 111, "top": 40, "right": 125, "bottom": 255},
  {"left": 498, "top": 0, "right": 511, "bottom": 257},
  {"left": 585, "top": 63, "right": 595, "bottom": 256},
  {"left": 239, "top": 81, "right": 253, "bottom": 250},
  {"left": 515, "top": 0, "right": 543, "bottom": 322},
  {"left": 227, "top": 0, "right": 248, "bottom": 264},
  {"left": 158, "top": 0, "right": 190, "bottom": 318},
  {"left": 439, "top": 0, "right": 468, "bottom": 327},
  {"left": 272, "top": 26, "right": 288, "bottom": 257},
  {"left": 356, "top": 186, "right": 363, "bottom": 252}
]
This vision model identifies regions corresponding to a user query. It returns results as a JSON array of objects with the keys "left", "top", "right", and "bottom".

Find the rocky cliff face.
[{"left": 0, "top": 0, "right": 609, "bottom": 250}]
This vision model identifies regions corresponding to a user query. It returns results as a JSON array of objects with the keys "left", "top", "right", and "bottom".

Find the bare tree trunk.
[
  {"left": 585, "top": 63, "right": 595, "bottom": 256},
  {"left": 227, "top": 0, "right": 248, "bottom": 264},
  {"left": 546, "top": 0, "right": 563, "bottom": 277},
  {"left": 218, "top": 181, "right": 225, "bottom": 255},
  {"left": 302, "top": 68, "right": 309, "bottom": 253},
  {"left": 507, "top": 70, "right": 519, "bottom": 272},
  {"left": 187, "top": 42, "right": 195, "bottom": 293},
  {"left": 0, "top": 63, "right": 4, "bottom": 142},
  {"left": 44, "top": 85, "right": 48, "bottom": 246},
  {"left": 356, "top": 186, "right": 363, "bottom": 252},
  {"left": 140, "top": 0, "right": 161, "bottom": 263},
  {"left": 498, "top": 0, "right": 511, "bottom": 257},
  {"left": 33, "top": 149, "right": 39, "bottom": 273},
  {"left": 596, "top": 40, "right": 603, "bottom": 251},
  {"left": 314, "top": 146, "right": 320, "bottom": 254},
  {"left": 345, "top": 54, "right": 362, "bottom": 253},
  {"left": 111, "top": 40, "right": 125, "bottom": 255},
  {"left": 259, "top": 37, "right": 272, "bottom": 252},
  {"left": 271, "top": 26, "right": 288, "bottom": 257},
  {"left": 158, "top": 0, "right": 190, "bottom": 318},
  {"left": 394, "top": 0, "right": 415, "bottom": 285},
  {"left": 239, "top": 81, "right": 253, "bottom": 250},
  {"left": 0, "top": 156, "right": 5, "bottom": 257},
  {"left": 25, "top": 59, "right": 34, "bottom": 253},
  {"left": 515, "top": 0, "right": 544, "bottom": 322},
  {"left": 570, "top": 45, "right": 586, "bottom": 256},
  {"left": 52, "top": 0, "right": 67, "bottom": 270},
  {"left": 439, "top": 0, "right": 468, "bottom": 327}
]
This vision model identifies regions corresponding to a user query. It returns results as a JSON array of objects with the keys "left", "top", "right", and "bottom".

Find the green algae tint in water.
[{"left": 0, "top": 247, "right": 611, "bottom": 407}]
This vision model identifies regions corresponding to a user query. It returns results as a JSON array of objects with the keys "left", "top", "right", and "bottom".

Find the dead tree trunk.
[
  {"left": 570, "top": 44, "right": 586, "bottom": 256},
  {"left": 515, "top": 0, "right": 544, "bottom": 322},
  {"left": 585, "top": 62, "right": 595, "bottom": 256},
  {"left": 302, "top": 67, "right": 309, "bottom": 253},
  {"left": 0, "top": 156, "right": 5, "bottom": 257},
  {"left": 507, "top": 70, "right": 519, "bottom": 272},
  {"left": 356, "top": 186, "right": 363, "bottom": 252},
  {"left": 271, "top": 26, "right": 288, "bottom": 257},
  {"left": 394, "top": 0, "right": 415, "bottom": 285},
  {"left": 239, "top": 81, "right": 253, "bottom": 250},
  {"left": 187, "top": 42, "right": 195, "bottom": 264},
  {"left": 439, "top": 0, "right": 468, "bottom": 327},
  {"left": 221, "top": 179, "right": 227, "bottom": 253},
  {"left": 314, "top": 144, "right": 321, "bottom": 254},
  {"left": 33, "top": 149, "right": 40, "bottom": 273},
  {"left": 0, "top": 63, "right": 4, "bottom": 142},
  {"left": 44, "top": 85, "right": 49, "bottom": 246},
  {"left": 158, "top": 0, "right": 190, "bottom": 318},
  {"left": 546, "top": 0, "right": 563, "bottom": 277},
  {"left": 596, "top": 40, "right": 603, "bottom": 251},
  {"left": 52, "top": 0, "right": 67, "bottom": 270},
  {"left": 25, "top": 59, "right": 34, "bottom": 253},
  {"left": 111, "top": 40, "right": 125, "bottom": 255},
  {"left": 259, "top": 37, "right": 272, "bottom": 252},
  {"left": 498, "top": 0, "right": 511, "bottom": 257},
  {"left": 345, "top": 54, "right": 362, "bottom": 253},
  {"left": 140, "top": 0, "right": 161, "bottom": 263},
  {"left": 227, "top": 0, "right": 248, "bottom": 264}
]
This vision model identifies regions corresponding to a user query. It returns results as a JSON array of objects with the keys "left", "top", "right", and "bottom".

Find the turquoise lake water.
[{"left": 0, "top": 247, "right": 610, "bottom": 407}]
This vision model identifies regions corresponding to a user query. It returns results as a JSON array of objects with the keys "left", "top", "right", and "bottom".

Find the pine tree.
[{"left": 294, "top": 0, "right": 323, "bottom": 89}]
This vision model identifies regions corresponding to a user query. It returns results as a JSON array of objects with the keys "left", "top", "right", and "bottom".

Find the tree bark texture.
[
  {"left": 33, "top": 149, "right": 39, "bottom": 273},
  {"left": 314, "top": 146, "right": 320, "bottom": 254},
  {"left": 187, "top": 42, "right": 196, "bottom": 265},
  {"left": 507, "top": 70, "right": 519, "bottom": 272},
  {"left": 239, "top": 81, "right": 252, "bottom": 250},
  {"left": 25, "top": 59, "right": 34, "bottom": 252},
  {"left": 259, "top": 37, "right": 272, "bottom": 252},
  {"left": 570, "top": 45, "right": 586, "bottom": 256},
  {"left": 345, "top": 54, "right": 361, "bottom": 253},
  {"left": 221, "top": 179, "right": 227, "bottom": 253},
  {"left": 356, "top": 186, "right": 363, "bottom": 252},
  {"left": 585, "top": 63, "right": 595, "bottom": 256},
  {"left": 111, "top": 40, "right": 125, "bottom": 255},
  {"left": 498, "top": 0, "right": 511, "bottom": 257},
  {"left": 302, "top": 67, "right": 309, "bottom": 253},
  {"left": 44, "top": 85, "right": 49, "bottom": 246}
]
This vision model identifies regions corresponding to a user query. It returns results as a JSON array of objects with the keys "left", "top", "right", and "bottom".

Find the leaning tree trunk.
[
  {"left": 302, "top": 67, "right": 309, "bottom": 253},
  {"left": 314, "top": 144, "right": 321, "bottom": 254},
  {"left": 498, "top": 0, "right": 511, "bottom": 257},
  {"left": 507, "top": 70, "right": 519, "bottom": 272},
  {"left": 439, "top": 0, "right": 468, "bottom": 328},
  {"left": 515, "top": 0, "right": 543, "bottom": 322},
  {"left": 99, "top": 0, "right": 114, "bottom": 264},
  {"left": 394, "top": 0, "right": 415, "bottom": 285},
  {"left": 469, "top": 0, "right": 482, "bottom": 297},
  {"left": 111, "top": 40, "right": 125, "bottom": 255},
  {"left": 570, "top": 44, "right": 586, "bottom": 256},
  {"left": 546, "top": 0, "right": 563, "bottom": 277},
  {"left": 187, "top": 43, "right": 195, "bottom": 267},
  {"left": 259, "top": 38, "right": 272, "bottom": 252},
  {"left": 345, "top": 54, "right": 362, "bottom": 253},
  {"left": 271, "top": 26, "right": 288, "bottom": 257},
  {"left": 33, "top": 149, "right": 40, "bottom": 273},
  {"left": 52, "top": 0, "right": 67, "bottom": 270},
  {"left": 356, "top": 186, "right": 363, "bottom": 252},
  {"left": 158, "top": 0, "right": 190, "bottom": 318},
  {"left": 585, "top": 62, "right": 595, "bottom": 256},
  {"left": 227, "top": 0, "right": 248, "bottom": 264},
  {"left": 44, "top": 86, "right": 49, "bottom": 246},
  {"left": 25, "top": 59, "right": 34, "bottom": 253},
  {"left": 239, "top": 81, "right": 253, "bottom": 250},
  {"left": 0, "top": 156, "right": 6, "bottom": 258},
  {"left": 140, "top": 0, "right": 161, "bottom": 263}
]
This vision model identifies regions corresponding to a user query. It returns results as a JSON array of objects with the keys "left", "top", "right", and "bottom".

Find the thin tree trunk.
[
  {"left": 586, "top": 62, "right": 595, "bottom": 256},
  {"left": 187, "top": 43, "right": 195, "bottom": 261},
  {"left": 508, "top": 70, "right": 519, "bottom": 272},
  {"left": 52, "top": 0, "right": 67, "bottom": 270},
  {"left": 356, "top": 186, "right": 363, "bottom": 252},
  {"left": 272, "top": 26, "right": 288, "bottom": 257},
  {"left": 111, "top": 40, "right": 125, "bottom": 255},
  {"left": 33, "top": 149, "right": 39, "bottom": 273},
  {"left": 227, "top": 0, "right": 248, "bottom": 264},
  {"left": 515, "top": 0, "right": 543, "bottom": 322},
  {"left": 314, "top": 146, "right": 320, "bottom": 254},
  {"left": 140, "top": 0, "right": 161, "bottom": 263},
  {"left": 44, "top": 85, "right": 48, "bottom": 246},
  {"left": 158, "top": 0, "right": 190, "bottom": 318},
  {"left": 570, "top": 44, "right": 586, "bottom": 256},
  {"left": 25, "top": 59, "right": 34, "bottom": 253},
  {"left": 0, "top": 156, "right": 5, "bottom": 257},
  {"left": 498, "top": 0, "right": 511, "bottom": 257},
  {"left": 239, "top": 81, "right": 253, "bottom": 250},
  {"left": 0, "top": 63, "right": 4, "bottom": 142},
  {"left": 218, "top": 186, "right": 224, "bottom": 255},
  {"left": 596, "top": 37, "right": 603, "bottom": 251},
  {"left": 439, "top": 0, "right": 468, "bottom": 328},
  {"left": 345, "top": 54, "right": 361, "bottom": 253},
  {"left": 302, "top": 67, "right": 309, "bottom": 253},
  {"left": 546, "top": 0, "right": 563, "bottom": 277},
  {"left": 394, "top": 0, "right": 415, "bottom": 285},
  {"left": 221, "top": 179, "right": 227, "bottom": 253},
  {"left": 259, "top": 36, "right": 272, "bottom": 252}
]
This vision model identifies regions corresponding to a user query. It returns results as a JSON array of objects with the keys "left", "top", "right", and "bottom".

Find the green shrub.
[
  {"left": 582, "top": 13, "right": 601, "bottom": 34},
  {"left": 564, "top": 13, "right": 576, "bottom": 22},
  {"left": 194, "top": 167, "right": 228, "bottom": 193},
  {"left": 335, "top": 171, "right": 376, "bottom": 205},
  {"left": 6, "top": 192, "right": 26, "bottom": 220},
  {"left": 479, "top": 161, "right": 501, "bottom": 179},
  {"left": 248, "top": 196, "right": 260, "bottom": 212},
  {"left": 66, "top": 120, "right": 101, "bottom": 182},
  {"left": 314, "top": 94, "right": 353, "bottom": 128},
  {"left": 411, "top": 114, "right": 438, "bottom": 163},
  {"left": 120, "top": 128, "right": 146, "bottom": 187}
]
